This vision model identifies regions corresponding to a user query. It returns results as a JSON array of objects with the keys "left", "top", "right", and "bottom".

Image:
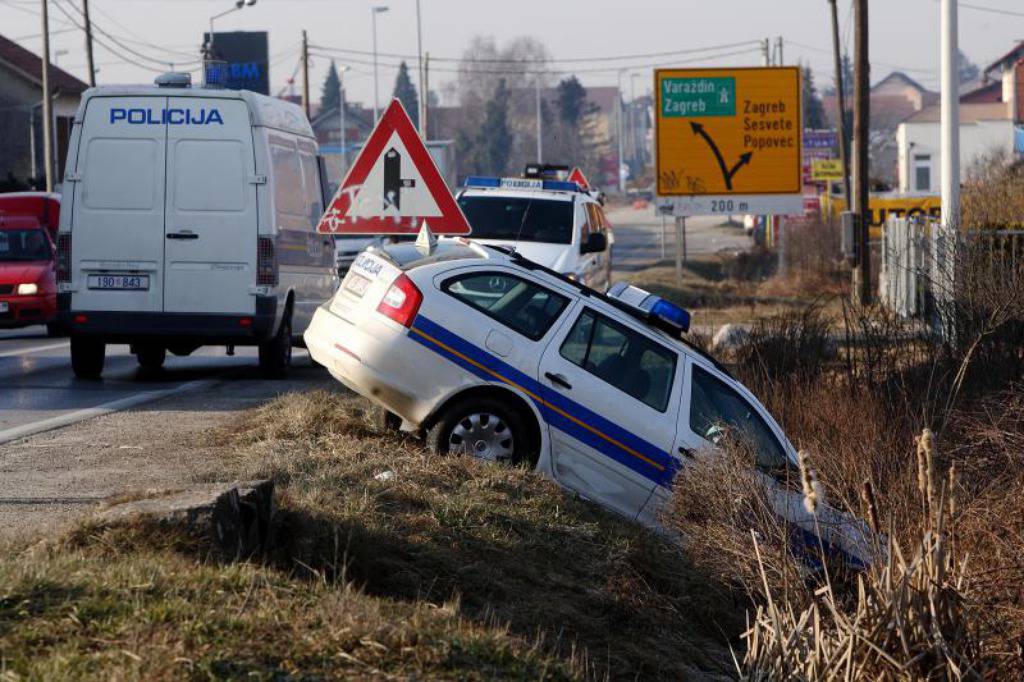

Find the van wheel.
[
  {"left": 46, "top": 322, "right": 63, "bottom": 338},
  {"left": 259, "top": 316, "right": 292, "bottom": 379},
  {"left": 135, "top": 344, "right": 166, "bottom": 370},
  {"left": 71, "top": 336, "right": 105, "bottom": 379},
  {"left": 427, "top": 397, "right": 527, "bottom": 466}
]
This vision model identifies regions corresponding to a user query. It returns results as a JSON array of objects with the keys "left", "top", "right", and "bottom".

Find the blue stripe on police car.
[{"left": 109, "top": 108, "right": 224, "bottom": 125}]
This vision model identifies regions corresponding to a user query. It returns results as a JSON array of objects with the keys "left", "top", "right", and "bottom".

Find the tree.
[
  {"left": 803, "top": 65, "right": 828, "bottom": 130},
  {"left": 320, "top": 61, "right": 341, "bottom": 114},
  {"left": 556, "top": 75, "right": 587, "bottom": 126},
  {"left": 958, "top": 49, "right": 979, "bottom": 84},
  {"left": 392, "top": 61, "right": 420, "bottom": 129},
  {"left": 475, "top": 78, "right": 513, "bottom": 175}
]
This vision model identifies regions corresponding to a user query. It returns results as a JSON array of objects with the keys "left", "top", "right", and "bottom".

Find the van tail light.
[
  {"left": 257, "top": 237, "right": 278, "bottom": 286},
  {"left": 56, "top": 233, "right": 71, "bottom": 283},
  {"left": 376, "top": 274, "right": 422, "bottom": 328}
]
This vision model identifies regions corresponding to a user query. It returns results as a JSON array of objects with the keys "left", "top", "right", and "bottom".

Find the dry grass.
[{"left": 0, "top": 390, "right": 740, "bottom": 680}]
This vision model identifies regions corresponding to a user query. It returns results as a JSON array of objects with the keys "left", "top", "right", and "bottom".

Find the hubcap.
[{"left": 448, "top": 412, "right": 514, "bottom": 462}]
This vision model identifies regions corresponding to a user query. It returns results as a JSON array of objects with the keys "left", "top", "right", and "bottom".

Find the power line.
[
  {"left": 309, "top": 46, "right": 763, "bottom": 76},
  {"left": 309, "top": 39, "right": 763, "bottom": 65},
  {"left": 957, "top": 1, "right": 1024, "bottom": 18}
]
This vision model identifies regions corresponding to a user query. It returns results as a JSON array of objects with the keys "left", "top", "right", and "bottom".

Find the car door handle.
[
  {"left": 544, "top": 372, "right": 573, "bottom": 390},
  {"left": 166, "top": 231, "right": 199, "bottom": 240}
]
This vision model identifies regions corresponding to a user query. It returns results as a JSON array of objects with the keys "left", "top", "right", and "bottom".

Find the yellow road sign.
[
  {"left": 655, "top": 67, "right": 802, "bottom": 196},
  {"left": 811, "top": 159, "right": 843, "bottom": 182}
]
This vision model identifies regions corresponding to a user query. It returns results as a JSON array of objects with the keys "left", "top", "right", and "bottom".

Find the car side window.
[
  {"left": 689, "top": 364, "right": 788, "bottom": 471},
  {"left": 443, "top": 272, "right": 569, "bottom": 341},
  {"left": 560, "top": 309, "right": 676, "bottom": 412}
]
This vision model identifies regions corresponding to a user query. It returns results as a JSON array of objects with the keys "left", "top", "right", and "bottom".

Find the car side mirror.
[{"left": 580, "top": 232, "right": 607, "bottom": 254}]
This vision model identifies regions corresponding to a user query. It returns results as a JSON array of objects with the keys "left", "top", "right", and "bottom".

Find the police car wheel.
[
  {"left": 259, "top": 316, "right": 292, "bottom": 379},
  {"left": 428, "top": 398, "right": 527, "bottom": 466},
  {"left": 135, "top": 344, "right": 166, "bottom": 370},
  {"left": 70, "top": 336, "right": 105, "bottom": 379}
]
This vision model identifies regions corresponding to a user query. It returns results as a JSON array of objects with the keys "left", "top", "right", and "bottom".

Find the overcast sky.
[{"left": 4, "top": 0, "right": 1023, "bottom": 109}]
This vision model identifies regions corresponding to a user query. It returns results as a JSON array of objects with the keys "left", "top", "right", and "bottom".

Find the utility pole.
[
  {"left": 776, "top": 36, "right": 784, "bottom": 66},
  {"left": 938, "top": 0, "right": 959, "bottom": 327},
  {"left": 300, "top": 30, "right": 310, "bottom": 119},
  {"left": 616, "top": 70, "right": 625, "bottom": 193},
  {"left": 415, "top": 0, "right": 425, "bottom": 138},
  {"left": 40, "top": 0, "right": 54, "bottom": 192},
  {"left": 828, "top": 0, "right": 852, "bottom": 208},
  {"left": 423, "top": 52, "right": 430, "bottom": 139},
  {"left": 82, "top": 0, "right": 96, "bottom": 86},
  {"left": 338, "top": 66, "right": 347, "bottom": 169},
  {"left": 852, "top": 0, "right": 871, "bottom": 304},
  {"left": 535, "top": 75, "right": 543, "bottom": 163},
  {"left": 761, "top": 37, "right": 771, "bottom": 66}
]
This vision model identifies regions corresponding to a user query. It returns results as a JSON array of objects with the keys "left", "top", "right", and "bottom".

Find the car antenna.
[{"left": 512, "top": 199, "right": 533, "bottom": 254}]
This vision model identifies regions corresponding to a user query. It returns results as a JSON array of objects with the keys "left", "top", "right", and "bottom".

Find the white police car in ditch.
[
  {"left": 304, "top": 237, "right": 875, "bottom": 567},
  {"left": 456, "top": 175, "right": 613, "bottom": 292}
]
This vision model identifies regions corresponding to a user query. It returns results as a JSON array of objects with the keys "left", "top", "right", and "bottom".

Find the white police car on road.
[
  {"left": 456, "top": 176, "right": 613, "bottom": 291},
  {"left": 304, "top": 238, "right": 875, "bottom": 567}
]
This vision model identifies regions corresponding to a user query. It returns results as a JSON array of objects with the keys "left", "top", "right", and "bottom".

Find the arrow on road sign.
[
  {"left": 317, "top": 99, "right": 471, "bottom": 235},
  {"left": 690, "top": 121, "right": 753, "bottom": 191}
]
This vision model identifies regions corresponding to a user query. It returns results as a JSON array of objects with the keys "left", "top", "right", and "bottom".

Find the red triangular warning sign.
[
  {"left": 567, "top": 167, "right": 590, "bottom": 189},
  {"left": 317, "top": 100, "right": 471, "bottom": 235}
]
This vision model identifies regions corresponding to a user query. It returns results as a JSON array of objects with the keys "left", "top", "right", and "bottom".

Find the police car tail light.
[
  {"left": 257, "top": 237, "right": 278, "bottom": 286},
  {"left": 377, "top": 274, "right": 422, "bottom": 328},
  {"left": 56, "top": 233, "right": 71, "bottom": 284}
]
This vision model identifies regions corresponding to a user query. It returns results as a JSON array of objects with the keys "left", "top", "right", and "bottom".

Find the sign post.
[{"left": 655, "top": 67, "right": 803, "bottom": 217}]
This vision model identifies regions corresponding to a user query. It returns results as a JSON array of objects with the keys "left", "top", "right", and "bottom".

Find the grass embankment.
[{"left": 0, "top": 391, "right": 739, "bottom": 680}]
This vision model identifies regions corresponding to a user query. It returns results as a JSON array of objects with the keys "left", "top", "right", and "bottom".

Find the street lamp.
[
  {"left": 206, "top": 0, "right": 257, "bottom": 59},
  {"left": 371, "top": 5, "right": 389, "bottom": 123}
]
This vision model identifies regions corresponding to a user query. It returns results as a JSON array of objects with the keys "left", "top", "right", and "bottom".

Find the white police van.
[
  {"left": 56, "top": 73, "right": 336, "bottom": 378},
  {"left": 304, "top": 237, "right": 876, "bottom": 566},
  {"left": 456, "top": 175, "right": 613, "bottom": 291}
]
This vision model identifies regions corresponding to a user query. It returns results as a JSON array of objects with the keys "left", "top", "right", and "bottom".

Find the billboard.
[{"left": 203, "top": 31, "right": 269, "bottom": 95}]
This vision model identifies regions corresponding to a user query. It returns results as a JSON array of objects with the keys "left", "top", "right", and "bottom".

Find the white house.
[
  {"left": 895, "top": 102, "right": 1014, "bottom": 193},
  {"left": 895, "top": 42, "right": 1024, "bottom": 194}
]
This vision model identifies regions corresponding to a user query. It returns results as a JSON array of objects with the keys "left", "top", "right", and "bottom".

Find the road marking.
[
  {"left": 0, "top": 341, "right": 69, "bottom": 359},
  {"left": 0, "top": 379, "right": 219, "bottom": 446}
]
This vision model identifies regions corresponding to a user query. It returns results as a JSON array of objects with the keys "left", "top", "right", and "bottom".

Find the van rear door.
[
  {"left": 71, "top": 96, "right": 167, "bottom": 313},
  {"left": 163, "top": 97, "right": 257, "bottom": 314}
]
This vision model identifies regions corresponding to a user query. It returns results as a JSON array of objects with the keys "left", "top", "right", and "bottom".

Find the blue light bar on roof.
[
  {"left": 649, "top": 298, "right": 691, "bottom": 334},
  {"left": 462, "top": 176, "right": 582, "bottom": 193}
]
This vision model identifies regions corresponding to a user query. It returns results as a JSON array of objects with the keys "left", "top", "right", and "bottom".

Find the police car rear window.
[
  {"left": 457, "top": 196, "right": 574, "bottom": 244},
  {"left": 442, "top": 272, "right": 569, "bottom": 341}
]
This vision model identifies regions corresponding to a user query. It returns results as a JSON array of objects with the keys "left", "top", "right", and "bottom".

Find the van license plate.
[
  {"left": 344, "top": 273, "right": 372, "bottom": 297},
  {"left": 87, "top": 274, "right": 149, "bottom": 290}
]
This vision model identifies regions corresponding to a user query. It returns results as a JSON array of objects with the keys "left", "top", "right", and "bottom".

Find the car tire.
[
  {"left": 259, "top": 314, "right": 292, "bottom": 379},
  {"left": 70, "top": 336, "right": 105, "bottom": 379},
  {"left": 427, "top": 397, "right": 530, "bottom": 466},
  {"left": 135, "top": 344, "right": 166, "bottom": 370}
]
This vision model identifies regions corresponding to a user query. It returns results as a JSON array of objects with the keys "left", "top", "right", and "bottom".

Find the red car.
[{"left": 0, "top": 214, "right": 60, "bottom": 335}]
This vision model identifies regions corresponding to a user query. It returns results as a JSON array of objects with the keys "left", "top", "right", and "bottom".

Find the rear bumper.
[
  {"left": 58, "top": 294, "right": 278, "bottom": 344},
  {"left": 0, "top": 293, "right": 57, "bottom": 327},
  {"left": 304, "top": 304, "right": 436, "bottom": 425}
]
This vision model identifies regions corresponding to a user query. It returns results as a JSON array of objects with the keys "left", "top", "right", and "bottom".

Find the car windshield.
[
  {"left": 457, "top": 195, "right": 574, "bottom": 244},
  {"left": 0, "top": 229, "right": 52, "bottom": 262}
]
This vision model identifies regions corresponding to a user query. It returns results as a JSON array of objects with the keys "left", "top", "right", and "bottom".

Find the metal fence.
[{"left": 880, "top": 216, "right": 1024, "bottom": 319}]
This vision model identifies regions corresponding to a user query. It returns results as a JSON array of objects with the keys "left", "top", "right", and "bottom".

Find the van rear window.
[{"left": 457, "top": 196, "right": 574, "bottom": 244}]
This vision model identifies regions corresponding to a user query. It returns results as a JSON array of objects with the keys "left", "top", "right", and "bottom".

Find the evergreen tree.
[
  {"left": 320, "top": 61, "right": 341, "bottom": 114},
  {"left": 476, "top": 78, "right": 513, "bottom": 175},
  {"left": 556, "top": 76, "right": 587, "bottom": 126},
  {"left": 392, "top": 61, "right": 420, "bottom": 129},
  {"left": 803, "top": 65, "right": 828, "bottom": 130}
]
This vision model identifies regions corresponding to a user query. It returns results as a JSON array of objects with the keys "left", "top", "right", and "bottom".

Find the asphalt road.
[
  {"left": 0, "top": 324, "right": 318, "bottom": 443},
  {"left": 605, "top": 204, "right": 751, "bottom": 271}
]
